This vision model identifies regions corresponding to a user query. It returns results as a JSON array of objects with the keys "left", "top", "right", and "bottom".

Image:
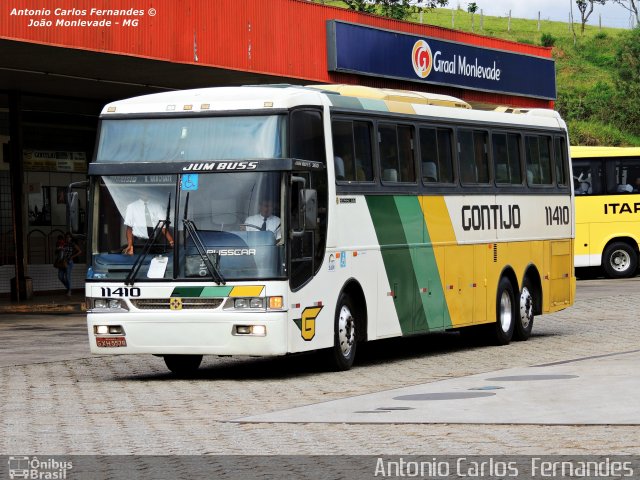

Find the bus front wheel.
[
  {"left": 602, "top": 242, "right": 637, "bottom": 278},
  {"left": 164, "top": 354, "right": 203, "bottom": 376},
  {"left": 329, "top": 293, "right": 357, "bottom": 371}
]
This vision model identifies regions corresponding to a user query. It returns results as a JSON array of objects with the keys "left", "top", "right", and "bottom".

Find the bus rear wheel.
[
  {"left": 164, "top": 354, "right": 203, "bottom": 376},
  {"left": 488, "top": 277, "right": 516, "bottom": 345},
  {"left": 602, "top": 242, "right": 637, "bottom": 278},
  {"left": 514, "top": 279, "right": 534, "bottom": 341},
  {"left": 329, "top": 293, "right": 357, "bottom": 371}
]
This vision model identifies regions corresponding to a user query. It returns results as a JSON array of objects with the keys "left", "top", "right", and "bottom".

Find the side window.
[
  {"left": 525, "top": 135, "right": 553, "bottom": 185},
  {"left": 378, "top": 124, "right": 416, "bottom": 183},
  {"left": 554, "top": 137, "right": 568, "bottom": 186},
  {"left": 331, "top": 120, "right": 351, "bottom": 181},
  {"left": 492, "top": 132, "right": 522, "bottom": 185},
  {"left": 458, "top": 129, "right": 489, "bottom": 184},
  {"left": 606, "top": 158, "right": 640, "bottom": 194},
  {"left": 331, "top": 119, "right": 374, "bottom": 182},
  {"left": 572, "top": 159, "right": 603, "bottom": 195},
  {"left": 353, "top": 121, "right": 374, "bottom": 181},
  {"left": 420, "top": 127, "right": 454, "bottom": 184},
  {"left": 290, "top": 110, "right": 325, "bottom": 163}
]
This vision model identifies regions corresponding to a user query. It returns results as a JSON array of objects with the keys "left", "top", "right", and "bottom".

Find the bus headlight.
[
  {"left": 234, "top": 298, "right": 249, "bottom": 308},
  {"left": 225, "top": 296, "right": 284, "bottom": 310},
  {"left": 249, "top": 298, "right": 264, "bottom": 309},
  {"left": 89, "top": 298, "right": 128, "bottom": 312}
]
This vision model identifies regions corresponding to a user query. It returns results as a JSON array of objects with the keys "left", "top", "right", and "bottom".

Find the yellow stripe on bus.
[{"left": 230, "top": 286, "right": 265, "bottom": 297}]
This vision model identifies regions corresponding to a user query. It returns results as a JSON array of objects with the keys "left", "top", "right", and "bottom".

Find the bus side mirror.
[
  {"left": 301, "top": 189, "right": 317, "bottom": 230},
  {"left": 66, "top": 180, "right": 88, "bottom": 234}
]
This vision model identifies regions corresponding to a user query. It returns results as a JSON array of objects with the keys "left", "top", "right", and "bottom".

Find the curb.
[{"left": 0, "top": 303, "right": 86, "bottom": 314}]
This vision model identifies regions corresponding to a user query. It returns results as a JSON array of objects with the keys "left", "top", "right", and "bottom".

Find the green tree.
[
  {"left": 343, "top": 0, "right": 448, "bottom": 20},
  {"left": 613, "top": 27, "right": 640, "bottom": 135},
  {"left": 575, "top": 0, "right": 607, "bottom": 34}
]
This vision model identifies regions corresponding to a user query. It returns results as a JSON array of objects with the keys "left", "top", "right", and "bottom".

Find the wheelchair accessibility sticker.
[{"left": 181, "top": 174, "right": 199, "bottom": 191}]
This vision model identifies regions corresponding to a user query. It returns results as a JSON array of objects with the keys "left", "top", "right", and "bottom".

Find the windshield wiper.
[
  {"left": 182, "top": 192, "right": 226, "bottom": 285},
  {"left": 125, "top": 194, "right": 172, "bottom": 286}
]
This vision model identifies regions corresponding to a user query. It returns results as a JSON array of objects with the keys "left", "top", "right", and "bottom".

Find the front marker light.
[{"left": 268, "top": 296, "right": 283, "bottom": 309}]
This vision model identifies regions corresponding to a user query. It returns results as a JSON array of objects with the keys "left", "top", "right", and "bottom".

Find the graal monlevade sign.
[{"left": 327, "top": 20, "right": 557, "bottom": 100}]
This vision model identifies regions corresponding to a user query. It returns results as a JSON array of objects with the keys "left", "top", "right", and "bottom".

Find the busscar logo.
[{"left": 412, "top": 40, "right": 433, "bottom": 78}]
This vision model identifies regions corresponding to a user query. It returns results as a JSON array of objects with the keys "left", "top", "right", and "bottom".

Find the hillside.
[{"left": 321, "top": 2, "right": 640, "bottom": 146}]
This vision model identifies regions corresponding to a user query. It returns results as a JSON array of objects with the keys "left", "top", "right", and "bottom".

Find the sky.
[{"left": 452, "top": 0, "right": 637, "bottom": 29}]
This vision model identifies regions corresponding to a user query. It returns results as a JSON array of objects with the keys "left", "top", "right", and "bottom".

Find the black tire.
[
  {"left": 575, "top": 267, "right": 601, "bottom": 280},
  {"left": 329, "top": 293, "right": 358, "bottom": 371},
  {"left": 488, "top": 277, "right": 516, "bottom": 345},
  {"left": 514, "top": 278, "right": 534, "bottom": 341},
  {"left": 602, "top": 242, "right": 638, "bottom": 278},
  {"left": 164, "top": 354, "right": 203, "bottom": 376}
]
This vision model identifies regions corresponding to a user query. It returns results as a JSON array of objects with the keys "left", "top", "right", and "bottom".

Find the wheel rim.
[
  {"left": 609, "top": 249, "right": 631, "bottom": 272},
  {"left": 337, "top": 305, "right": 355, "bottom": 357},
  {"left": 519, "top": 287, "right": 533, "bottom": 330},
  {"left": 499, "top": 290, "right": 513, "bottom": 333}
]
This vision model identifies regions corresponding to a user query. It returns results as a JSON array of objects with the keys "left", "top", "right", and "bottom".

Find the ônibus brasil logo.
[{"left": 412, "top": 40, "right": 433, "bottom": 78}]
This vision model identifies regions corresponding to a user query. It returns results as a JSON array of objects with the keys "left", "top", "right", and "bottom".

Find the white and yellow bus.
[
  {"left": 572, "top": 146, "right": 640, "bottom": 278},
  {"left": 86, "top": 85, "right": 574, "bottom": 374}
]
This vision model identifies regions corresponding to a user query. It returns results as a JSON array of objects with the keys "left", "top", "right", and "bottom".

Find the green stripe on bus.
[
  {"left": 329, "top": 95, "right": 366, "bottom": 110},
  {"left": 171, "top": 287, "right": 204, "bottom": 297},
  {"left": 201, "top": 286, "right": 233, "bottom": 297},
  {"left": 366, "top": 196, "right": 424, "bottom": 335},
  {"left": 367, "top": 196, "right": 452, "bottom": 334},
  {"left": 395, "top": 197, "right": 452, "bottom": 331},
  {"left": 359, "top": 98, "right": 389, "bottom": 112}
]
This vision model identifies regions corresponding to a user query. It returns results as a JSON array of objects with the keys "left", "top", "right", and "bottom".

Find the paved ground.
[
  {"left": 1, "top": 278, "right": 639, "bottom": 455},
  {"left": 236, "top": 349, "right": 640, "bottom": 425}
]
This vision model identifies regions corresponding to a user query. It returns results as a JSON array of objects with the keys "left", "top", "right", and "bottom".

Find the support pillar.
[{"left": 8, "top": 91, "right": 31, "bottom": 301}]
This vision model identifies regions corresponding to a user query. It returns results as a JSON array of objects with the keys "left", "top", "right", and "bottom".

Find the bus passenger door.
[
  {"left": 444, "top": 244, "right": 475, "bottom": 327},
  {"left": 473, "top": 244, "right": 488, "bottom": 324}
]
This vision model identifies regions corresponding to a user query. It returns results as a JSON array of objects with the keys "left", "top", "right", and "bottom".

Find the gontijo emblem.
[
  {"left": 412, "top": 40, "right": 433, "bottom": 78},
  {"left": 169, "top": 297, "right": 183, "bottom": 310}
]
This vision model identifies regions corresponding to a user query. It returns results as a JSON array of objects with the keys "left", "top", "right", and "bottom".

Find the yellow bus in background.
[{"left": 572, "top": 146, "right": 640, "bottom": 278}]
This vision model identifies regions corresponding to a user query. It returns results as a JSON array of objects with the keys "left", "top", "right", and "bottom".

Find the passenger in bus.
[
  {"left": 123, "top": 196, "right": 174, "bottom": 255},
  {"left": 334, "top": 155, "right": 345, "bottom": 180},
  {"left": 244, "top": 197, "right": 281, "bottom": 241},
  {"left": 573, "top": 172, "right": 592, "bottom": 194}
]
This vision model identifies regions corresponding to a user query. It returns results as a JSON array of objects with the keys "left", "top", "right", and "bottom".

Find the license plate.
[{"left": 96, "top": 337, "right": 127, "bottom": 348}]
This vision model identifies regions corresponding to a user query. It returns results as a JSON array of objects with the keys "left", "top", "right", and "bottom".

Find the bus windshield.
[
  {"left": 91, "top": 172, "right": 286, "bottom": 281},
  {"left": 96, "top": 115, "right": 285, "bottom": 162}
]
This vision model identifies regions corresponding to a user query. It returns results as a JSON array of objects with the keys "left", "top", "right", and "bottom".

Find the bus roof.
[
  {"left": 571, "top": 146, "right": 640, "bottom": 158},
  {"left": 101, "top": 84, "right": 566, "bottom": 130}
]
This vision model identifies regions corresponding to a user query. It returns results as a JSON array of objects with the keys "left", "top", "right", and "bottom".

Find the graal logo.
[
  {"left": 412, "top": 39, "right": 433, "bottom": 78},
  {"left": 8, "top": 456, "right": 73, "bottom": 479}
]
